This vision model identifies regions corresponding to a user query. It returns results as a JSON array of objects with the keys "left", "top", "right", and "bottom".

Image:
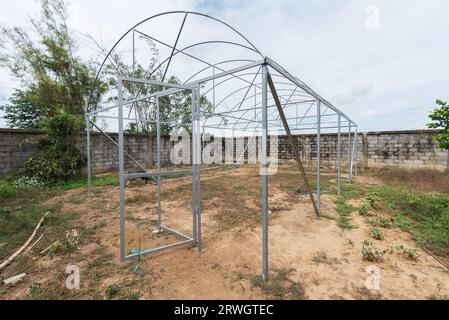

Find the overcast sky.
[{"left": 1, "top": 0, "right": 448, "bottom": 131}]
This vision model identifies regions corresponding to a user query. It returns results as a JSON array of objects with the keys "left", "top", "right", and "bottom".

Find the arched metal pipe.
[{"left": 87, "top": 11, "right": 264, "bottom": 111}]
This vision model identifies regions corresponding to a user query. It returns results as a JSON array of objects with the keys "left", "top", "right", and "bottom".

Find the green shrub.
[
  {"left": 362, "top": 240, "right": 386, "bottom": 262},
  {"left": 366, "top": 192, "right": 380, "bottom": 209},
  {"left": 358, "top": 202, "right": 371, "bottom": 216},
  {"left": 25, "top": 112, "right": 85, "bottom": 183},
  {"left": 370, "top": 227, "right": 385, "bottom": 240},
  {"left": 395, "top": 245, "right": 420, "bottom": 261},
  {"left": 106, "top": 284, "right": 121, "bottom": 300},
  {"left": 369, "top": 216, "right": 394, "bottom": 229}
]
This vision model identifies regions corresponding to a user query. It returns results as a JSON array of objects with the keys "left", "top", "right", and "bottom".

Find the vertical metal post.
[
  {"left": 156, "top": 97, "right": 162, "bottom": 232},
  {"left": 316, "top": 100, "right": 321, "bottom": 215},
  {"left": 86, "top": 115, "right": 92, "bottom": 195},
  {"left": 201, "top": 126, "right": 206, "bottom": 175},
  {"left": 232, "top": 129, "right": 235, "bottom": 164},
  {"left": 337, "top": 115, "right": 341, "bottom": 196},
  {"left": 195, "top": 83, "right": 202, "bottom": 252},
  {"left": 191, "top": 90, "right": 197, "bottom": 246},
  {"left": 350, "top": 126, "right": 357, "bottom": 180},
  {"left": 132, "top": 30, "right": 135, "bottom": 72},
  {"left": 349, "top": 127, "right": 357, "bottom": 182},
  {"left": 254, "top": 86, "right": 257, "bottom": 120},
  {"left": 212, "top": 67, "right": 216, "bottom": 113},
  {"left": 118, "top": 77, "right": 126, "bottom": 262},
  {"left": 348, "top": 122, "right": 352, "bottom": 183},
  {"left": 354, "top": 126, "right": 358, "bottom": 177},
  {"left": 261, "top": 64, "right": 269, "bottom": 281},
  {"left": 296, "top": 103, "right": 299, "bottom": 128}
]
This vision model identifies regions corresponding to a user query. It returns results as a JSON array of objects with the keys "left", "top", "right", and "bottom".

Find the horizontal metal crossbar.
[
  {"left": 160, "top": 225, "right": 192, "bottom": 241},
  {"left": 120, "top": 76, "right": 193, "bottom": 89},
  {"left": 124, "top": 239, "right": 194, "bottom": 261},
  {"left": 125, "top": 169, "right": 192, "bottom": 179}
]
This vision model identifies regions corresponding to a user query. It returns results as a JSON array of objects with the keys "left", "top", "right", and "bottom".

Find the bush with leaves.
[
  {"left": 428, "top": 99, "right": 449, "bottom": 149},
  {"left": 362, "top": 240, "right": 386, "bottom": 262},
  {"left": 24, "top": 112, "right": 85, "bottom": 182}
]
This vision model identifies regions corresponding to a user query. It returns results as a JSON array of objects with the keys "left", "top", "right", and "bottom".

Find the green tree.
[
  {"left": 24, "top": 112, "right": 85, "bottom": 182},
  {"left": 428, "top": 99, "right": 449, "bottom": 150},
  {"left": 0, "top": 0, "right": 107, "bottom": 128},
  {"left": 0, "top": 0, "right": 214, "bottom": 180},
  {"left": 0, "top": 0, "right": 107, "bottom": 181},
  {"left": 103, "top": 50, "right": 213, "bottom": 135}
]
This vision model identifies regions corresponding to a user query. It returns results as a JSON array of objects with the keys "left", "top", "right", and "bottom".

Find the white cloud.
[{"left": 0, "top": 0, "right": 448, "bottom": 131}]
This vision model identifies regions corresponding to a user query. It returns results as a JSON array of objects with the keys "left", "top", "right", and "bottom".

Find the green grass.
[
  {"left": 0, "top": 180, "right": 19, "bottom": 200},
  {"left": 250, "top": 269, "right": 305, "bottom": 300},
  {"left": 371, "top": 185, "right": 449, "bottom": 256},
  {"left": 332, "top": 180, "right": 369, "bottom": 230},
  {"left": 0, "top": 177, "right": 82, "bottom": 261},
  {"left": 335, "top": 197, "right": 357, "bottom": 230},
  {"left": 0, "top": 192, "right": 77, "bottom": 259},
  {"left": 332, "top": 175, "right": 449, "bottom": 257},
  {"left": 339, "top": 180, "right": 368, "bottom": 200}
]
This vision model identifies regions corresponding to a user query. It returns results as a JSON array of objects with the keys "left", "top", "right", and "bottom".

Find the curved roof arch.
[{"left": 88, "top": 11, "right": 356, "bottom": 134}]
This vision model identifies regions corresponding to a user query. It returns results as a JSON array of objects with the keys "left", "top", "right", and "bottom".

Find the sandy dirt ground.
[{"left": 1, "top": 166, "right": 448, "bottom": 300}]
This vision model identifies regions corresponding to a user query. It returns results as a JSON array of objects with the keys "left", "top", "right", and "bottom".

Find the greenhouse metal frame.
[{"left": 85, "top": 11, "right": 358, "bottom": 280}]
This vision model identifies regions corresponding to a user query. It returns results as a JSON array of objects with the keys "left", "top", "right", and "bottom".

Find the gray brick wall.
[
  {"left": 365, "top": 130, "right": 447, "bottom": 169},
  {"left": 0, "top": 129, "right": 43, "bottom": 176},
  {"left": 0, "top": 128, "right": 447, "bottom": 177}
]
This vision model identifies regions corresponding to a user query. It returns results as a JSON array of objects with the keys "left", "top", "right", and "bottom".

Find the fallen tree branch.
[
  {"left": 0, "top": 211, "right": 49, "bottom": 272},
  {"left": 40, "top": 240, "right": 61, "bottom": 255},
  {"left": 24, "top": 234, "right": 44, "bottom": 255},
  {"left": 422, "top": 247, "right": 449, "bottom": 270}
]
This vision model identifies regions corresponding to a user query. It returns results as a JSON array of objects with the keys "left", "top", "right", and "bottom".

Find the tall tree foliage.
[
  {"left": 0, "top": 0, "right": 214, "bottom": 181},
  {"left": 103, "top": 42, "right": 213, "bottom": 135},
  {"left": 428, "top": 99, "right": 449, "bottom": 150},
  {"left": 0, "top": 0, "right": 106, "bottom": 181},
  {"left": 0, "top": 0, "right": 106, "bottom": 129}
]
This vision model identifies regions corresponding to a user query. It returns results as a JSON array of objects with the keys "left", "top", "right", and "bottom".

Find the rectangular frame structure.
[{"left": 115, "top": 76, "right": 200, "bottom": 261}]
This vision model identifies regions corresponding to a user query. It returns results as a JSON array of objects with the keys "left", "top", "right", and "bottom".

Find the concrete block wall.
[
  {"left": 277, "top": 133, "right": 363, "bottom": 169},
  {"left": 365, "top": 130, "right": 448, "bottom": 170},
  {"left": 81, "top": 132, "right": 154, "bottom": 173},
  {"left": 0, "top": 129, "right": 43, "bottom": 176},
  {"left": 82, "top": 132, "right": 178, "bottom": 173},
  {"left": 0, "top": 128, "right": 447, "bottom": 177}
]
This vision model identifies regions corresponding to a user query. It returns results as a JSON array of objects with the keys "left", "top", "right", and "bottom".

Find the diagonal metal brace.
[
  {"left": 89, "top": 120, "right": 156, "bottom": 183},
  {"left": 267, "top": 72, "right": 320, "bottom": 217}
]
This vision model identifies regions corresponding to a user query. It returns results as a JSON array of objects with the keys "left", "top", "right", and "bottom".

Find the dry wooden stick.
[
  {"left": 422, "top": 247, "right": 449, "bottom": 270},
  {"left": 40, "top": 240, "right": 61, "bottom": 255},
  {"left": 24, "top": 234, "right": 44, "bottom": 255},
  {"left": 0, "top": 211, "right": 49, "bottom": 272}
]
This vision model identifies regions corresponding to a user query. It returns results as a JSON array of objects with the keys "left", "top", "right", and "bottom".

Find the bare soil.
[{"left": 1, "top": 165, "right": 448, "bottom": 300}]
